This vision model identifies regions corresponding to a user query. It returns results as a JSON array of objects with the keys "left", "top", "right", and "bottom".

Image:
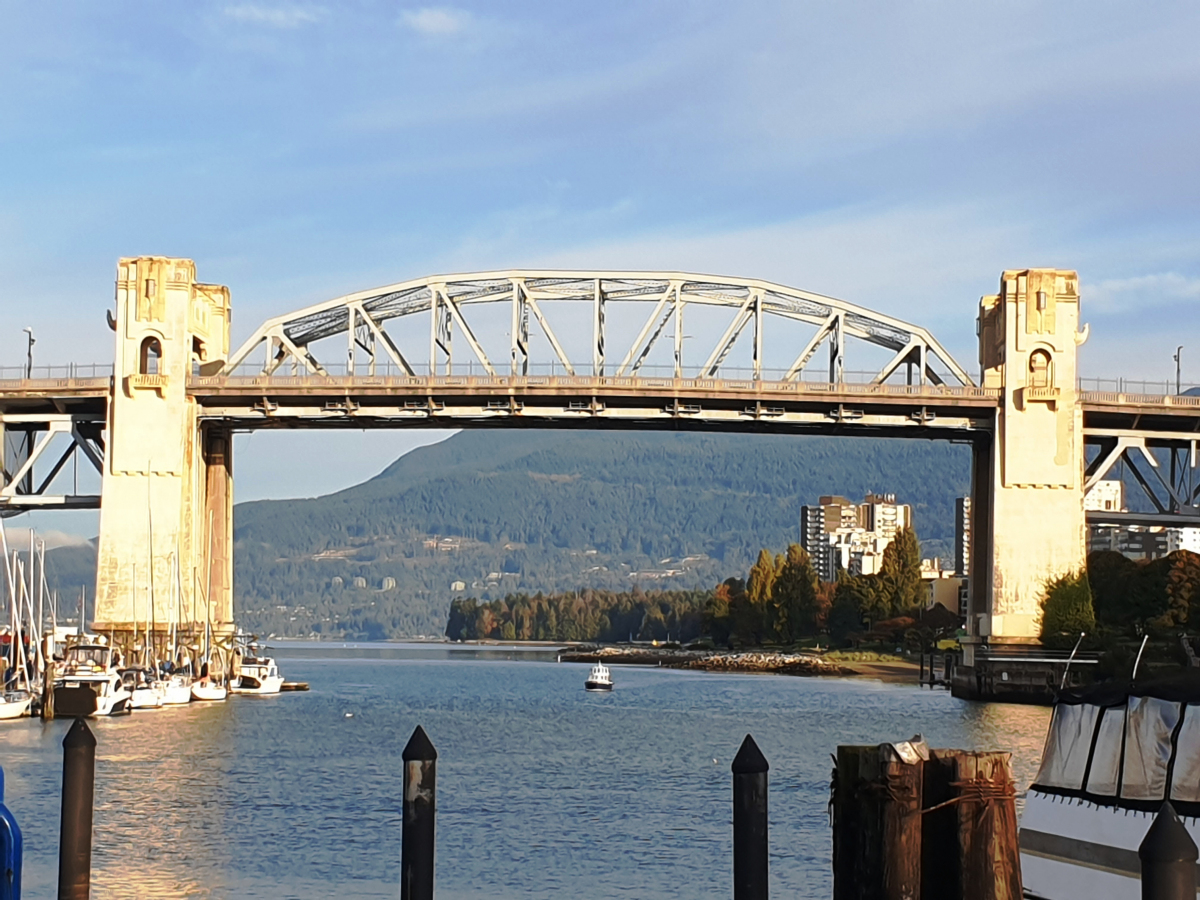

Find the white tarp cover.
[
  {"left": 1170, "top": 706, "right": 1200, "bottom": 803},
  {"left": 1121, "top": 696, "right": 1181, "bottom": 801},
  {"left": 1086, "top": 706, "right": 1127, "bottom": 796},
  {"left": 1035, "top": 703, "right": 1101, "bottom": 790}
]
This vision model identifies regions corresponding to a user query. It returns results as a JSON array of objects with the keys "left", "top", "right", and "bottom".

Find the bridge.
[{"left": 0, "top": 260, "right": 1197, "bottom": 662}]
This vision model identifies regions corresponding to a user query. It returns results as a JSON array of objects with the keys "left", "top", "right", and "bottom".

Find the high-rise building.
[
  {"left": 954, "top": 497, "right": 971, "bottom": 577},
  {"left": 1084, "top": 480, "right": 1125, "bottom": 513},
  {"left": 800, "top": 505, "right": 837, "bottom": 582},
  {"left": 800, "top": 492, "right": 913, "bottom": 582}
]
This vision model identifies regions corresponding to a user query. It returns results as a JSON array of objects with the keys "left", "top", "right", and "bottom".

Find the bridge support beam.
[
  {"left": 93, "top": 258, "right": 233, "bottom": 656},
  {"left": 973, "top": 269, "right": 1089, "bottom": 643}
]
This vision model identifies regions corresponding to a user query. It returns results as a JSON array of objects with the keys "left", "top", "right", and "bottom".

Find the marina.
[{"left": 0, "top": 645, "right": 1051, "bottom": 899}]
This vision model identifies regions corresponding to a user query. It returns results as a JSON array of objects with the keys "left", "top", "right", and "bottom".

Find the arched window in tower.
[
  {"left": 139, "top": 336, "right": 162, "bottom": 375},
  {"left": 1029, "top": 349, "right": 1052, "bottom": 389}
]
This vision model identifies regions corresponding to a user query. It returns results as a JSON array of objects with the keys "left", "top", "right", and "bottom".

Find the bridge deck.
[{"left": 188, "top": 374, "right": 1002, "bottom": 436}]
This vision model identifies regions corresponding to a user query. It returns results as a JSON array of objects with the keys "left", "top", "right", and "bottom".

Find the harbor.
[{"left": 0, "top": 645, "right": 1050, "bottom": 898}]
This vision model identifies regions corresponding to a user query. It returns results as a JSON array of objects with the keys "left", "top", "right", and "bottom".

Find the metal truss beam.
[
  {"left": 0, "top": 414, "right": 105, "bottom": 516},
  {"left": 222, "top": 271, "right": 974, "bottom": 386},
  {"left": 1084, "top": 431, "right": 1200, "bottom": 525}
]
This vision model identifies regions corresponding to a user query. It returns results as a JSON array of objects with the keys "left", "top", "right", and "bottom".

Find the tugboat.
[
  {"left": 584, "top": 662, "right": 613, "bottom": 692},
  {"left": 1020, "top": 669, "right": 1200, "bottom": 899}
]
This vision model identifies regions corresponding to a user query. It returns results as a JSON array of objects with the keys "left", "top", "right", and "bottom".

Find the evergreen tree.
[
  {"left": 741, "top": 549, "right": 779, "bottom": 644},
  {"left": 773, "top": 543, "right": 819, "bottom": 642},
  {"left": 1040, "top": 569, "right": 1096, "bottom": 649}
]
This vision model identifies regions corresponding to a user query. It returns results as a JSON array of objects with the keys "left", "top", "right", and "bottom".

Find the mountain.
[{"left": 41, "top": 429, "right": 972, "bottom": 639}]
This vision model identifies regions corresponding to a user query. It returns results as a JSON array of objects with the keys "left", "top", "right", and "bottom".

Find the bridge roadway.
[{"left": 2, "top": 373, "right": 1199, "bottom": 436}]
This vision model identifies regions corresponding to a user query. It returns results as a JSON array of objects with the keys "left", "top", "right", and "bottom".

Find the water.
[{"left": 0, "top": 645, "right": 1050, "bottom": 899}]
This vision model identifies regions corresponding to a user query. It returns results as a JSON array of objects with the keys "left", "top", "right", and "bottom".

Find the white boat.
[
  {"left": 190, "top": 677, "right": 228, "bottom": 702},
  {"left": 162, "top": 673, "right": 193, "bottom": 705},
  {"left": 231, "top": 657, "right": 284, "bottom": 695},
  {"left": 585, "top": 662, "right": 613, "bottom": 692},
  {"left": 0, "top": 690, "right": 31, "bottom": 720},
  {"left": 120, "top": 667, "right": 165, "bottom": 709},
  {"left": 1020, "top": 672, "right": 1200, "bottom": 899},
  {"left": 54, "top": 643, "right": 132, "bottom": 717}
]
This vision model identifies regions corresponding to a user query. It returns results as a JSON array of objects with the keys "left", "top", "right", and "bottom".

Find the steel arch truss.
[{"left": 223, "top": 272, "right": 973, "bottom": 386}]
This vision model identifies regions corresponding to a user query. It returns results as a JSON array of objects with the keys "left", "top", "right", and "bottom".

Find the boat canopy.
[{"left": 1033, "top": 672, "right": 1200, "bottom": 814}]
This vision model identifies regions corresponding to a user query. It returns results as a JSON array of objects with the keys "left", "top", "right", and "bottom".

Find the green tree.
[
  {"left": 827, "top": 575, "right": 866, "bottom": 646},
  {"left": 773, "top": 543, "right": 819, "bottom": 642},
  {"left": 874, "top": 526, "right": 922, "bottom": 617},
  {"left": 739, "top": 549, "right": 779, "bottom": 644},
  {"left": 1040, "top": 569, "right": 1096, "bottom": 649},
  {"left": 705, "top": 578, "right": 740, "bottom": 647}
]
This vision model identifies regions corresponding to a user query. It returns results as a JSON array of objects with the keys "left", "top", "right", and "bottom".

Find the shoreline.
[{"left": 560, "top": 646, "right": 920, "bottom": 682}]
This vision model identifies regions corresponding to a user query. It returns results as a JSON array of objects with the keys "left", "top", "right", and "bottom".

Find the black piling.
[
  {"left": 0, "top": 765, "right": 22, "bottom": 900},
  {"left": 732, "top": 734, "right": 769, "bottom": 900},
  {"left": 1140, "top": 801, "right": 1198, "bottom": 900},
  {"left": 401, "top": 725, "right": 437, "bottom": 900},
  {"left": 57, "top": 718, "right": 96, "bottom": 900}
]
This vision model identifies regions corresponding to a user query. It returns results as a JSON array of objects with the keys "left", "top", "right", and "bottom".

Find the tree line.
[
  {"left": 1041, "top": 549, "right": 1200, "bottom": 649},
  {"left": 446, "top": 526, "right": 927, "bottom": 646}
]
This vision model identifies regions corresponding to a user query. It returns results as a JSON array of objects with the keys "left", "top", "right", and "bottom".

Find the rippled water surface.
[{"left": 0, "top": 645, "right": 1051, "bottom": 899}]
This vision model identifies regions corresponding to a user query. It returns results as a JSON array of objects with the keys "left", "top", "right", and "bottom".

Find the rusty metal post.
[
  {"left": 401, "top": 725, "right": 436, "bottom": 900},
  {"left": 732, "top": 734, "right": 768, "bottom": 900},
  {"left": 57, "top": 718, "right": 95, "bottom": 900},
  {"left": 0, "top": 765, "right": 22, "bottom": 900},
  {"left": 1140, "top": 801, "right": 1198, "bottom": 900}
]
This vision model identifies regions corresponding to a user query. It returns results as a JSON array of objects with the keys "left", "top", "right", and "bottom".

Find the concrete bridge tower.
[
  {"left": 92, "top": 257, "right": 234, "bottom": 645},
  {"left": 971, "top": 269, "right": 1090, "bottom": 643}
]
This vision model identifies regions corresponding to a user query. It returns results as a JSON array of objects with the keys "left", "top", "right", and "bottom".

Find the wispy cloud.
[
  {"left": 2, "top": 527, "right": 94, "bottom": 551},
  {"left": 399, "top": 7, "right": 473, "bottom": 37},
  {"left": 224, "top": 4, "right": 324, "bottom": 28},
  {"left": 1086, "top": 272, "right": 1200, "bottom": 313}
]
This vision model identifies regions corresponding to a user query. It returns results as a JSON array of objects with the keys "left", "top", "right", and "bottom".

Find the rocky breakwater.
[{"left": 560, "top": 646, "right": 857, "bottom": 677}]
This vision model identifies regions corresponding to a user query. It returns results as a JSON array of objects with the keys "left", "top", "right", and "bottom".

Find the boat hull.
[
  {"left": 584, "top": 681, "right": 613, "bottom": 692},
  {"left": 190, "top": 680, "right": 227, "bottom": 702},
  {"left": 0, "top": 695, "right": 31, "bottom": 720},
  {"left": 54, "top": 684, "right": 132, "bottom": 717},
  {"left": 231, "top": 676, "right": 284, "bottom": 695},
  {"left": 162, "top": 681, "right": 193, "bottom": 705},
  {"left": 1019, "top": 790, "right": 1200, "bottom": 899}
]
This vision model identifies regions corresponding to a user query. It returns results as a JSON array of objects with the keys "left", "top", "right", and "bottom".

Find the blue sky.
[{"left": 2, "top": 1, "right": 1199, "bottom": 531}]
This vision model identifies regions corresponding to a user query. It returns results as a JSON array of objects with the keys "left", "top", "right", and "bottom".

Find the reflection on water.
[{"left": 0, "top": 648, "right": 1051, "bottom": 899}]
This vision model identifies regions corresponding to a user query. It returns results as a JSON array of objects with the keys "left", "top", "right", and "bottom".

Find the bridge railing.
[
  {"left": 0, "top": 364, "right": 114, "bottom": 381},
  {"left": 1078, "top": 376, "right": 1199, "bottom": 396}
]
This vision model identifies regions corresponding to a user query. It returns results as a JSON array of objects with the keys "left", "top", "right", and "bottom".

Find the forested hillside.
[{"left": 41, "top": 429, "right": 972, "bottom": 639}]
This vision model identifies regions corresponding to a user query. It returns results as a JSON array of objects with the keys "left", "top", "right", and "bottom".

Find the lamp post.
[
  {"left": 22, "top": 327, "right": 34, "bottom": 379},
  {"left": 1175, "top": 345, "right": 1183, "bottom": 395}
]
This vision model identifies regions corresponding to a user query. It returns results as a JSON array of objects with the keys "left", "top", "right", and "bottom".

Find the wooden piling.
[
  {"left": 832, "top": 742, "right": 923, "bottom": 900},
  {"left": 925, "top": 750, "right": 1021, "bottom": 900}
]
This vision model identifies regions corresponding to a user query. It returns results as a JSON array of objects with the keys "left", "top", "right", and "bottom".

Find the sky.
[{"left": 2, "top": 1, "right": 1199, "bottom": 534}]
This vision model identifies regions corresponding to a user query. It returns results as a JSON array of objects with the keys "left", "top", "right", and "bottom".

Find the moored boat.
[
  {"left": 190, "top": 677, "right": 227, "bottom": 702},
  {"left": 585, "top": 662, "right": 613, "bottom": 692},
  {"left": 231, "top": 656, "right": 284, "bottom": 695},
  {"left": 120, "top": 667, "right": 165, "bottom": 709},
  {"left": 54, "top": 643, "right": 132, "bottom": 717},
  {"left": 0, "top": 690, "right": 31, "bottom": 720},
  {"left": 1020, "top": 671, "right": 1200, "bottom": 899},
  {"left": 162, "top": 673, "right": 193, "bottom": 705}
]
